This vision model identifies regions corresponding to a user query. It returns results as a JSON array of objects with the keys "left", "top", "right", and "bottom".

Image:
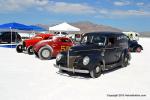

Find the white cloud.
[
  {"left": 136, "top": 2, "right": 144, "bottom": 6},
  {"left": 97, "top": 9, "right": 150, "bottom": 18},
  {"left": 0, "top": 0, "right": 35, "bottom": 11},
  {"left": 0, "top": 0, "right": 149, "bottom": 17},
  {"left": 113, "top": 1, "right": 130, "bottom": 6},
  {"left": 43, "top": 2, "right": 96, "bottom": 14},
  {"left": 0, "top": 0, "right": 96, "bottom": 14},
  {"left": 35, "top": 0, "right": 49, "bottom": 6},
  {"left": 112, "top": 10, "right": 150, "bottom": 16}
]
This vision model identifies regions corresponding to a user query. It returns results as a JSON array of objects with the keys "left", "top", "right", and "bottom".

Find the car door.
[
  {"left": 113, "top": 37, "right": 122, "bottom": 62},
  {"left": 104, "top": 37, "right": 117, "bottom": 64}
]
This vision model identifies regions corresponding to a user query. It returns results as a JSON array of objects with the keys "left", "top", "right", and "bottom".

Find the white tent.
[{"left": 49, "top": 22, "right": 80, "bottom": 32}]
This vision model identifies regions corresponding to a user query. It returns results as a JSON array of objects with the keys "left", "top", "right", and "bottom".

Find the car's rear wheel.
[
  {"left": 27, "top": 46, "right": 34, "bottom": 55},
  {"left": 38, "top": 46, "right": 52, "bottom": 60},
  {"left": 121, "top": 53, "right": 129, "bottom": 67},
  {"left": 16, "top": 44, "right": 23, "bottom": 53},
  {"left": 136, "top": 47, "right": 142, "bottom": 53},
  {"left": 90, "top": 64, "right": 102, "bottom": 78}
]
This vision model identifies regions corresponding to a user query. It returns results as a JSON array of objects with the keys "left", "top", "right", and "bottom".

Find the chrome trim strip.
[
  {"left": 67, "top": 50, "right": 69, "bottom": 68},
  {"left": 73, "top": 47, "right": 121, "bottom": 52},
  {"left": 54, "top": 64, "right": 89, "bottom": 74}
]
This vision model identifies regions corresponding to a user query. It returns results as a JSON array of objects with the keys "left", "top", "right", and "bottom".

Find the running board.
[{"left": 104, "top": 62, "right": 122, "bottom": 70}]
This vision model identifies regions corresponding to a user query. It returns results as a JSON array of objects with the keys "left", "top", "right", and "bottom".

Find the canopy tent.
[
  {"left": 0, "top": 23, "right": 50, "bottom": 45},
  {"left": 0, "top": 22, "right": 32, "bottom": 30},
  {"left": 0, "top": 22, "right": 33, "bottom": 46},
  {"left": 29, "top": 25, "right": 47, "bottom": 31},
  {"left": 49, "top": 22, "right": 80, "bottom": 32}
]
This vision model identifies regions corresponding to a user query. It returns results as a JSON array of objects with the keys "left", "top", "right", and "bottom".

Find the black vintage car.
[
  {"left": 128, "top": 40, "right": 143, "bottom": 53},
  {"left": 55, "top": 32, "right": 131, "bottom": 78},
  {"left": 0, "top": 31, "right": 22, "bottom": 43}
]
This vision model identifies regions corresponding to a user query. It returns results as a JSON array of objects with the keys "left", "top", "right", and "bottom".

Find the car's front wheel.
[
  {"left": 90, "top": 64, "right": 102, "bottom": 78},
  {"left": 38, "top": 46, "right": 52, "bottom": 60},
  {"left": 27, "top": 46, "right": 34, "bottom": 55},
  {"left": 16, "top": 44, "right": 23, "bottom": 53}
]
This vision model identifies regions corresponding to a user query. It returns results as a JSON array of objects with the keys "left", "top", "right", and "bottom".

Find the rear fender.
[
  {"left": 136, "top": 44, "right": 143, "bottom": 50},
  {"left": 45, "top": 45, "right": 54, "bottom": 54}
]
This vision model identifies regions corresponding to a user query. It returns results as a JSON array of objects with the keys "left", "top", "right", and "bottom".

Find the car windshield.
[
  {"left": 60, "top": 38, "right": 71, "bottom": 43},
  {"left": 81, "top": 34, "right": 106, "bottom": 45}
]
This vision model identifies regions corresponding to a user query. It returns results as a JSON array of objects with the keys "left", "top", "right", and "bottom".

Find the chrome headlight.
[
  {"left": 56, "top": 54, "right": 63, "bottom": 61},
  {"left": 83, "top": 56, "right": 90, "bottom": 65}
]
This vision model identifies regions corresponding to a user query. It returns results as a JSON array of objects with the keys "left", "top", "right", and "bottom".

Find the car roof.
[
  {"left": 53, "top": 36, "right": 71, "bottom": 39},
  {"left": 84, "top": 31, "right": 124, "bottom": 37}
]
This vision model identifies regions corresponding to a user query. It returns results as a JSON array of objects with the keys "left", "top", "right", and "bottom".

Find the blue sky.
[{"left": 0, "top": 0, "right": 150, "bottom": 32}]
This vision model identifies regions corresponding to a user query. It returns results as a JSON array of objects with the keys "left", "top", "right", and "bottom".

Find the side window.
[
  {"left": 92, "top": 35, "right": 105, "bottom": 44},
  {"left": 107, "top": 37, "right": 116, "bottom": 46},
  {"left": 81, "top": 36, "right": 88, "bottom": 44}
]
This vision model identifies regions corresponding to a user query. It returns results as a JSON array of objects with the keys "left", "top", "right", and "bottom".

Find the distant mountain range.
[
  {"left": 36, "top": 21, "right": 122, "bottom": 33},
  {"left": 70, "top": 21, "right": 122, "bottom": 33},
  {"left": 36, "top": 21, "right": 150, "bottom": 37},
  {"left": 140, "top": 32, "right": 150, "bottom": 37}
]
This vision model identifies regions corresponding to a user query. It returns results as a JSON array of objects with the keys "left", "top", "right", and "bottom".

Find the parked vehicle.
[
  {"left": 128, "top": 40, "right": 143, "bottom": 52},
  {"left": 16, "top": 33, "right": 54, "bottom": 54},
  {"left": 0, "top": 31, "right": 21, "bottom": 43},
  {"left": 123, "top": 31, "right": 139, "bottom": 41},
  {"left": 122, "top": 32, "right": 143, "bottom": 53},
  {"left": 18, "top": 32, "right": 35, "bottom": 40},
  {"left": 33, "top": 36, "right": 74, "bottom": 60},
  {"left": 55, "top": 32, "right": 131, "bottom": 78}
]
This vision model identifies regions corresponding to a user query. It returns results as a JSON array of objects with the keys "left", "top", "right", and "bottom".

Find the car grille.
[
  {"left": 68, "top": 56, "right": 77, "bottom": 68},
  {"left": 67, "top": 50, "right": 81, "bottom": 68}
]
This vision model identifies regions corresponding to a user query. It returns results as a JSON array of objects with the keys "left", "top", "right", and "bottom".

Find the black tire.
[
  {"left": 90, "top": 64, "right": 102, "bottom": 78},
  {"left": 38, "top": 46, "right": 52, "bottom": 60},
  {"left": 59, "top": 69, "right": 65, "bottom": 73},
  {"left": 27, "top": 46, "right": 34, "bottom": 55},
  {"left": 16, "top": 44, "right": 23, "bottom": 53},
  {"left": 121, "top": 53, "right": 129, "bottom": 67}
]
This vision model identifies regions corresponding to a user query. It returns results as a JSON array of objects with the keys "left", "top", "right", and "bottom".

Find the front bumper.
[{"left": 54, "top": 64, "right": 89, "bottom": 74}]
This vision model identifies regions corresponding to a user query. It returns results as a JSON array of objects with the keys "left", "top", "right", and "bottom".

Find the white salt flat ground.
[{"left": 0, "top": 38, "right": 149, "bottom": 100}]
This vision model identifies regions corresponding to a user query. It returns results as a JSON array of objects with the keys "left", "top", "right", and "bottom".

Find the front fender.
[{"left": 84, "top": 54, "right": 103, "bottom": 71}]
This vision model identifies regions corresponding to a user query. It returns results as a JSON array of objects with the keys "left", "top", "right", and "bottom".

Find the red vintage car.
[
  {"left": 16, "top": 33, "right": 54, "bottom": 54},
  {"left": 33, "top": 36, "right": 74, "bottom": 60}
]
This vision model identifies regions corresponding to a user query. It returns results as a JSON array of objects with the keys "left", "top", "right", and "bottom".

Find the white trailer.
[{"left": 123, "top": 31, "right": 140, "bottom": 41}]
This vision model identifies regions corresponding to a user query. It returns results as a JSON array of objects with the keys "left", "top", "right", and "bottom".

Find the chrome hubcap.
[
  {"left": 125, "top": 57, "right": 128, "bottom": 62},
  {"left": 137, "top": 48, "right": 141, "bottom": 52},
  {"left": 95, "top": 66, "right": 100, "bottom": 73},
  {"left": 42, "top": 50, "right": 50, "bottom": 58},
  {"left": 29, "top": 48, "right": 33, "bottom": 52},
  {"left": 19, "top": 46, "right": 22, "bottom": 49}
]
